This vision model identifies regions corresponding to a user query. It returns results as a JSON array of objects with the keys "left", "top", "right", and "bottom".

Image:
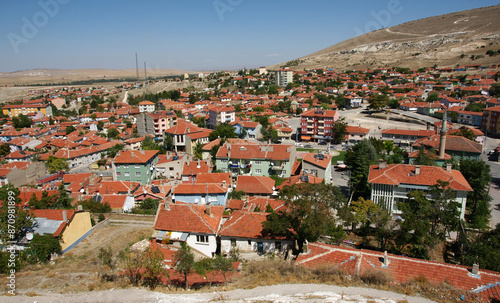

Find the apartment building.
[
  {"left": 135, "top": 111, "right": 177, "bottom": 140},
  {"left": 208, "top": 105, "right": 235, "bottom": 129},
  {"left": 113, "top": 150, "right": 159, "bottom": 185},
  {"left": 275, "top": 68, "right": 293, "bottom": 87},
  {"left": 300, "top": 109, "right": 339, "bottom": 143}
]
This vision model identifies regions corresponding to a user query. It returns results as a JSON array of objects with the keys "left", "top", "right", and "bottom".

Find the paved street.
[{"left": 480, "top": 137, "right": 500, "bottom": 228}]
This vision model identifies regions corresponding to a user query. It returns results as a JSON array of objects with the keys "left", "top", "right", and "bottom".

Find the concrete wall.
[{"left": 60, "top": 211, "right": 92, "bottom": 251}]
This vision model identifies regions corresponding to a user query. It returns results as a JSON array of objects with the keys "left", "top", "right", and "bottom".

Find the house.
[
  {"left": 300, "top": 109, "right": 340, "bottom": 143},
  {"left": 112, "top": 150, "right": 159, "bottom": 185},
  {"left": 218, "top": 210, "right": 292, "bottom": 255},
  {"left": 155, "top": 152, "right": 186, "bottom": 180},
  {"left": 5, "top": 150, "right": 36, "bottom": 163},
  {"left": 457, "top": 111, "right": 483, "bottom": 127},
  {"left": 164, "top": 120, "right": 208, "bottom": 152},
  {"left": 235, "top": 175, "right": 276, "bottom": 197},
  {"left": 215, "top": 143, "right": 296, "bottom": 178},
  {"left": 173, "top": 182, "right": 229, "bottom": 206},
  {"left": 208, "top": 105, "right": 236, "bottom": 129},
  {"left": 2, "top": 103, "right": 53, "bottom": 117},
  {"left": 153, "top": 202, "right": 224, "bottom": 257},
  {"left": 381, "top": 129, "right": 435, "bottom": 148},
  {"left": 53, "top": 146, "right": 103, "bottom": 169},
  {"left": 231, "top": 121, "right": 261, "bottom": 139},
  {"left": 0, "top": 162, "right": 46, "bottom": 187},
  {"left": 413, "top": 135, "right": 482, "bottom": 161},
  {"left": 138, "top": 101, "right": 155, "bottom": 113},
  {"left": 30, "top": 208, "right": 92, "bottom": 253},
  {"left": 301, "top": 152, "right": 333, "bottom": 184},
  {"left": 368, "top": 162, "right": 472, "bottom": 219},
  {"left": 344, "top": 126, "right": 370, "bottom": 144},
  {"left": 181, "top": 160, "right": 210, "bottom": 183},
  {"left": 185, "top": 129, "right": 212, "bottom": 155},
  {"left": 481, "top": 105, "right": 500, "bottom": 136}
]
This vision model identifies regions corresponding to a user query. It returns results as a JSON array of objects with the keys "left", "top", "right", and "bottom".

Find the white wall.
[
  {"left": 185, "top": 233, "right": 218, "bottom": 257},
  {"left": 220, "top": 237, "right": 291, "bottom": 255}
]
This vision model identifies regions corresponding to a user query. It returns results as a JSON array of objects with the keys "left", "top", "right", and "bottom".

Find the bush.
[{"left": 360, "top": 269, "right": 391, "bottom": 285}]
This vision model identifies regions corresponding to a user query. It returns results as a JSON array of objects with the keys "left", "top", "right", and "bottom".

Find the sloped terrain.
[{"left": 269, "top": 5, "right": 500, "bottom": 70}]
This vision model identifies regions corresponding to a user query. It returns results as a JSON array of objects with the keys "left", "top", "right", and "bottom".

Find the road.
[{"left": 480, "top": 137, "right": 500, "bottom": 228}]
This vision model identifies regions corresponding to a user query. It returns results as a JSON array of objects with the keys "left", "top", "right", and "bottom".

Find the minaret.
[{"left": 439, "top": 109, "right": 448, "bottom": 158}]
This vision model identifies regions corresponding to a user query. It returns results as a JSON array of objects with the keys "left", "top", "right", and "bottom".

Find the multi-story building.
[
  {"left": 457, "top": 111, "right": 483, "bottom": 127},
  {"left": 300, "top": 109, "right": 339, "bottom": 143},
  {"left": 275, "top": 68, "right": 293, "bottom": 87},
  {"left": 368, "top": 162, "right": 472, "bottom": 219},
  {"left": 112, "top": 150, "right": 159, "bottom": 185},
  {"left": 2, "top": 103, "right": 53, "bottom": 117},
  {"left": 138, "top": 101, "right": 155, "bottom": 113},
  {"left": 208, "top": 105, "right": 235, "bottom": 129},
  {"left": 302, "top": 152, "right": 333, "bottom": 184},
  {"left": 381, "top": 129, "right": 435, "bottom": 148},
  {"left": 481, "top": 105, "right": 500, "bottom": 136},
  {"left": 215, "top": 143, "right": 296, "bottom": 178},
  {"left": 165, "top": 120, "right": 210, "bottom": 152},
  {"left": 135, "top": 111, "right": 177, "bottom": 140}
]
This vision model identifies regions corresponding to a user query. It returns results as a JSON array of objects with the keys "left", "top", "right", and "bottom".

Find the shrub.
[{"left": 360, "top": 269, "right": 391, "bottom": 286}]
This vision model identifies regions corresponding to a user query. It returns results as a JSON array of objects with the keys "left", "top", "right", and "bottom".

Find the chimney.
[
  {"left": 131, "top": 151, "right": 135, "bottom": 157},
  {"left": 472, "top": 263, "right": 479, "bottom": 275},
  {"left": 62, "top": 210, "right": 68, "bottom": 222},
  {"left": 446, "top": 163, "right": 452, "bottom": 173},
  {"left": 383, "top": 251, "right": 389, "bottom": 266},
  {"left": 197, "top": 160, "right": 201, "bottom": 168},
  {"left": 77, "top": 205, "right": 83, "bottom": 211},
  {"left": 303, "top": 240, "right": 309, "bottom": 253},
  {"left": 205, "top": 203, "right": 211, "bottom": 216},
  {"left": 222, "top": 180, "right": 226, "bottom": 188},
  {"left": 415, "top": 165, "right": 420, "bottom": 175},
  {"left": 164, "top": 200, "right": 170, "bottom": 211},
  {"left": 379, "top": 159, "right": 387, "bottom": 169}
]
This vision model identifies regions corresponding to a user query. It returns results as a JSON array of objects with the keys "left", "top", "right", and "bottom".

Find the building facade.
[
  {"left": 275, "top": 69, "right": 293, "bottom": 87},
  {"left": 300, "top": 109, "right": 340, "bottom": 143},
  {"left": 113, "top": 150, "right": 159, "bottom": 184}
]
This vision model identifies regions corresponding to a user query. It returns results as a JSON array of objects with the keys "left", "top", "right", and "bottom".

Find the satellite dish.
[
  {"left": 195, "top": 198, "right": 199, "bottom": 203},
  {"left": 26, "top": 233, "right": 33, "bottom": 241}
]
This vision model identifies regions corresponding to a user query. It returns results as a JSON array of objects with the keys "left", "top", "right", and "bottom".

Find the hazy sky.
[{"left": 1, "top": 0, "right": 498, "bottom": 72}]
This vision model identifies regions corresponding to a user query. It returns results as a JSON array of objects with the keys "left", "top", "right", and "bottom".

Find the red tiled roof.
[
  {"left": 413, "top": 135, "right": 482, "bottom": 154},
  {"left": 154, "top": 203, "right": 224, "bottom": 234},
  {"left": 368, "top": 164, "right": 472, "bottom": 191},
  {"left": 174, "top": 183, "right": 227, "bottom": 194},
  {"left": 235, "top": 176, "right": 275, "bottom": 194},
  {"left": 217, "top": 143, "right": 293, "bottom": 161},
  {"left": 113, "top": 150, "right": 158, "bottom": 164},
  {"left": 302, "top": 153, "right": 332, "bottom": 169},
  {"left": 296, "top": 243, "right": 500, "bottom": 302},
  {"left": 30, "top": 209, "right": 75, "bottom": 221},
  {"left": 218, "top": 210, "right": 269, "bottom": 238}
]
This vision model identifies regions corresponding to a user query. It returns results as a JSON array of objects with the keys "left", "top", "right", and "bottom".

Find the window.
[
  {"left": 123, "top": 164, "right": 129, "bottom": 169},
  {"left": 196, "top": 235, "right": 209, "bottom": 243},
  {"left": 135, "top": 165, "right": 140, "bottom": 169},
  {"left": 169, "top": 167, "right": 174, "bottom": 171},
  {"left": 255, "top": 169, "right": 262, "bottom": 174},
  {"left": 275, "top": 241, "right": 281, "bottom": 251},
  {"left": 124, "top": 172, "right": 130, "bottom": 177},
  {"left": 231, "top": 238, "right": 236, "bottom": 247},
  {"left": 116, "top": 172, "right": 121, "bottom": 177},
  {"left": 254, "top": 161, "right": 261, "bottom": 165},
  {"left": 135, "top": 172, "right": 141, "bottom": 177}
]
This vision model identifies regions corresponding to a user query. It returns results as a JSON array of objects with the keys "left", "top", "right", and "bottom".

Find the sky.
[{"left": 0, "top": 0, "right": 499, "bottom": 72}]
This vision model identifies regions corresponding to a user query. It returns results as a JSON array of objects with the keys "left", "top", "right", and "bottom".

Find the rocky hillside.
[{"left": 269, "top": 5, "right": 500, "bottom": 70}]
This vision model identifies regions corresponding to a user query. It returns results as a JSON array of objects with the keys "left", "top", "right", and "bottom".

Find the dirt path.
[{"left": 1, "top": 284, "right": 436, "bottom": 302}]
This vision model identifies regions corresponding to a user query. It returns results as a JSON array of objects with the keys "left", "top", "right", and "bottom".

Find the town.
[{"left": 0, "top": 62, "right": 499, "bottom": 301}]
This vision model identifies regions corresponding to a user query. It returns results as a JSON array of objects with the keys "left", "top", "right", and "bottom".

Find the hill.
[
  {"left": 0, "top": 68, "right": 196, "bottom": 86},
  {"left": 269, "top": 5, "right": 500, "bottom": 70}
]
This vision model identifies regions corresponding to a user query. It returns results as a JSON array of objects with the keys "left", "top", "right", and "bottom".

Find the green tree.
[
  {"left": 46, "top": 156, "right": 69, "bottom": 173},
  {"left": 261, "top": 126, "right": 279, "bottom": 143},
  {"left": 25, "top": 233, "right": 61, "bottom": 264},
  {"left": 55, "top": 183, "right": 73, "bottom": 209},
  {"left": 194, "top": 258, "right": 216, "bottom": 288},
  {"left": 426, "top": 92, "right": 439, "bottom": 102},
  {"left": 109, "top": 115, "right": 116, "bottom": 123},
  {"left": 12, "top": 114, "right": 32, "bottom": 129},
  {"left": 65, "top": 125, "right": 76, "bottom": 134},
  {"left": 142, "top": 246, "right": 168, "bottom": 289},
  {"left": 174, "top": 242, "right": 195, "bottom": 290},
  {"left": 459, "top": 159, "right": 492, "bottom": 229},
  {"left": 331, "top": 117, "right": 348, "bottom": 143},
  {"left": 460, "top": 224, "right": 500, "bottom": 272},
  {"left": 141, "top": 136, "right": 165, "bottom": 153},
  {"left": 0, "top": 185, "right": 35, "bottom": 244},
  {"left": 208, "top": 123, "right": 238, "bottom": 141},
  {"left": 78, "top": 199, "right": 111, "bottom": 213},
  {"left": 262, "top": 183, "right": 346, "bottom": 254},
  {"left": 107, "top": 128, "right": 120, "bottom": 139},
  {"left": 0, "top": 143, "right": 11, "bottom": 157},
  {"left": 164, "top": 133, "right": 174, "bottom": 151},
  {"left": 213, "top": 254, "right": 234, "bottom": 285},
  {"left": 194, "top": 141, "right": 204, "bottom": 160},
  {"left": 345, "top": 139, "right": 380, "bottom": 200},
  {"left": 452, "top": 127, "right": 477, "bottom": 141},
  {"left": 97, "top": 247, "right": 115, "bottom": 280},
  {"left": 368, "top": 94, "right": 389, "bottom": 110},
  {"left": 413, "top": 146, "right": 437, "bottom": 166},
  {"left": 119, "top": 249, "right": 143, "bottom": 286}
]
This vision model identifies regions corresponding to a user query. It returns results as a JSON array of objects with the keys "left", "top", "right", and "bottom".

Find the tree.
[
  {"left": 46, "top": 156, "right": 69, "bottom": 173},
  {"left": 25, "top": 233, "right": 62, "bottom": 264},
  {"left": 194, "top": 141, "right": 203, "bottom": 160},
  {"left": 331, "top": 117, "right": 348, "bottom": 143},
  {"left": 97, "top": 247, "right": 115, "bottom": 280},
  {"left": 213, "top": 254, "right": 234, "bottom": 285},
  {"left": 78, "top": 199, "right": 111, "bottom": 213},
  {"left": 261, "top": 126, "right": 279, "bottom": 143},
  {"left": 174, "top": 242, "right": 195, "bottom": 290},
  {"left": 194, "top": 258, "right": 216, "bottom": 288},
  {"left": 142, "top": 246, "right": 168, "bottom": 289},
  {"left": 368, "top": 94, "right": 389, "bottom": 110},
  {"left": 208, "top": 123, "right": 238, "bottom": 141},
  {"left": 394, "top": 181, "right": 461, "bottom": 259},
  {"left": 119, "top": 249, "right": 143, "bottom": 286},
  {"left": 413, "top": 146, "right": 437, "bottom": 166},
  {"left": 164, "top": 133, "right": 174, "bottom": 151},
  {"left": 262, "top": 183, "right": 346, "bottom": 254},
  {"left": 65, "top": 125, "right": 76, "bottom": 134},
  {"left": 460, "top": 159, "right": 492, "bottom": 229},
  {"left": 12, "top": 114, "right": 32, "bottom": 129},
  {"left": 0, "top": 143, "right": 11, "bottom": 157},
  {"left": 0, "top": 185, "right": 35, "bottom": 244},
  {"left": 55, "top": 183, "right": 73, "bottom": 209},
  {"left": 452, "top": 127, "right": 477, "bottom": 141},
  {"left": 426, "top": 92, "right": 439, "bottom": 102},
  {"left": 141, "top": 136, "right": 165, "bottom": 153},
  {"left": 109, "top": 115, "right": 116, "bottom": 123},
  {"left": 460, "top": 224, "right": 500, "bottom": 272},
  {"left": 107, "top": 128, "right": 120, "bottom": 139},
  {"left": 345, "top": 140, "right": 379, "bottom": 200}
]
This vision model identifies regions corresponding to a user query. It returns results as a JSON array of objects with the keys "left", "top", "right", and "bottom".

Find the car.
[
  {"left": 304, "top": 144, "right": 313, "bottom": 148},
  {"left": 318, "top": 141, "right": 327, "bottom": 145}
]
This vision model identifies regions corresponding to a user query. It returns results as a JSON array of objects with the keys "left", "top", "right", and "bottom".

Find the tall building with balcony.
[
  {"left": 274, "top": 68, "right": 293, "bottom": 87},
  {"left": 113, "top": 150, "right": 159, "bottom": 185},
  {"left": 138, "top": 101, "right": 155, "bottom": 113},
  {"left": 208, "top": 105, "right": 235, "bottom": 129},
  {"left": 300, "top": 109, "right": 340, "bottom": 143},
  {"left": 135, "top": 111, "right": 177, "bottom": 140}
]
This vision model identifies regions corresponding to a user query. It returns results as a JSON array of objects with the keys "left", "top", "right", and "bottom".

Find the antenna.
[
  {"left": 144, "top": 62, "right": 147, "bottom": 83},
  {"left": 135, "top": 52, "right": 139, "bottom": 82}
]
